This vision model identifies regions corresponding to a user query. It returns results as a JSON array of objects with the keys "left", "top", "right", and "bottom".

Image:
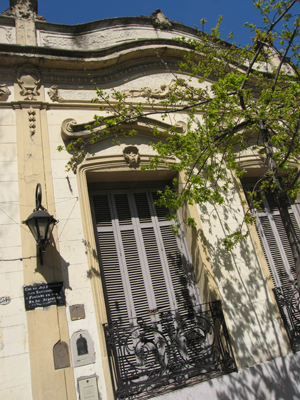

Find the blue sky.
[{"left": 2, "top": 0, "right": 267, "bottom": 47}]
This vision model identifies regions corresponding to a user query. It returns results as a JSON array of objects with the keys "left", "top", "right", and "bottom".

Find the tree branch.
[
  {"left": 272, "top": 25, "right": 298, "bottom": 92},
  {"left": 241, "top": 0, "right": 298, "bottom": 89}
]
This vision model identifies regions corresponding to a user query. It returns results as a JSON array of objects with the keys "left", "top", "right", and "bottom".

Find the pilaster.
[
  {"left": 5, "top": 0, "right": 40, "bottom": 46},
  {"left": 14, "top": 63, "right": 76, "bottom": 400}
]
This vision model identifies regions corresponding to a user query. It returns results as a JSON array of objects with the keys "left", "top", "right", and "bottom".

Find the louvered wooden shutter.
[
  {"left": 90, "top": 188, "right": 201, "bottom": 325},
  {"left": 243, "top": 182, "right": 299, "bottom": 295}
]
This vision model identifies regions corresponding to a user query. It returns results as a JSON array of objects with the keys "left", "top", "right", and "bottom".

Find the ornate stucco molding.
[
  {"left": 150, "top": 9, "right": 172, "bottom": 30},
  {"left": 17, "top": 64, "right": 41, "bottom": 100},
  {"left": 0, "top": 296, "right": 11, "bottom": 305},
  {"left": 0, "top": 27, "right": 13, "bottom": 44},
  {"left": 43, "top": 60, "right": 181, "bottom": 87},
  {"left": 61, "top": 116, "right": 187, "bottom": 143},
  {"left": 1, "top": 0, "right": 45, "bottom": 21},
  {"left": 121, "top": 79, "right": 204, "bottom": 100},
  {"left": 49, "top": 78, "right": 204, "bottom": 104},
  {"left": 48, "top": 85, "right": 61, "bottom": 102},
  {"left": 0, "top": 84, "right": 11, "bottom": 101},
  {"left": 123, "top": 146, "right": 140, "bottom": 168},
  {"left": 28, "top": 106, "right": 36, "bottom": 135}
]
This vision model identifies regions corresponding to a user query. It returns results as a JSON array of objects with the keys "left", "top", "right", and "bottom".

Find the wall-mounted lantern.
[{"left": 23, "top": 183, "right": 57, "bottom": 265}]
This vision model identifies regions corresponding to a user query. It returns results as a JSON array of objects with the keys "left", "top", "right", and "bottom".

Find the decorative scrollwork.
[
  {"left": 273, "top": 286, "right": 300, "bottom": 352},
  {"left": 121, "top": 79, "right": 203, "bottom": 101},
  {"left": 48, "top": 85, "right": 61, "bottom": 102},
  {"left": 17, "top": 64, "right": 41, "bottom": 101},
  {"left": 123, "top": 146, "right": 140, "bottom": 168},
  {"left": 2, "top": 0, "right": 45, "bottom": 21},
  {"left": 0, "top": 84, "right": 11, "bottom": 101},
  {"left": 150, "top": 9, "right": 172, "bottom": 30},
  {"left": 61, "top": 116, "right": 186, "bottom": 143},
  {"left": 0, "top": 296, "right": 11, "bottom": 305},
  {"left": 104, "top": 301, "right": 237, "bottom": 399}
]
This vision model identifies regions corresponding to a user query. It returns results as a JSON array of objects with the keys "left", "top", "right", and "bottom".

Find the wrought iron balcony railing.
[
  {"left": 103, "top": 301, "right": 237, "bottom": 399},
  {"left": 273, "top": 286, "right": 300, "bottom": 353}
]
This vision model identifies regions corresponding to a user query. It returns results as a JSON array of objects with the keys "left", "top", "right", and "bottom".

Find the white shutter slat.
[
  {"left": 134, "top": 192, "right": 152, "bottom": 224},
  {"left": 152, "top": 191, "right": 169, "bottom": 222},
  {"left": 160, "top": 225, "right": 194, "bottom": 314},
  {"left": 141, "top": 226, "right": 170, "bottom": 311},
  {"left": 93, "top": 194, "right": 112, "bottom": 227},
  {"left": 273, "top": 214, "right": 297, "bottom": 281},
  {"left": 258, "top": 216, "right": 292, "bottom": 290},
  {"left": 97, "top": 231, "right": 128, "bottom": 322},
  {"left": 114, "top": 193, "right": 132, "bottom": 226},
  {"left": 121, "top": 229, "right": 150, "bottom": 319}
]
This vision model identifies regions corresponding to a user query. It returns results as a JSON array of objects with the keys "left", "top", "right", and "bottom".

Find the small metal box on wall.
[{"left": 78, "top": 376, "right": 99, "bottom": 400}]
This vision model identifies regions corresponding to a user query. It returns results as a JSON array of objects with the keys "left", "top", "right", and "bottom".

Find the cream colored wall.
[
  {"left": 0, "top": 104, "right": 33, "bottom": 400},
  {"left": 47, "top": 108, "right": 110, "bottom": 400}
]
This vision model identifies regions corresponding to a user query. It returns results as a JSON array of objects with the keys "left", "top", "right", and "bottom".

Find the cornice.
[
  {"left": 34, "top": 14, "right": 195, "bottom": 36},
  {"left": 0, "top": 38, "right": 192, "bottom": 63},
  {"left": 44, "top": 60, "right": 182, "bottom": 87},
  {"left": 0, "top": 42, "right": 193, "bottom": 85}
]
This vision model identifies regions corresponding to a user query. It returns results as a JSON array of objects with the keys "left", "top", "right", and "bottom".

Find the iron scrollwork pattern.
[
  {"left": 273, "top": 286, "right": 300, "bottom": 352},
  {"left": 103, "top": 301, "right": 237, "bottom": 399}
]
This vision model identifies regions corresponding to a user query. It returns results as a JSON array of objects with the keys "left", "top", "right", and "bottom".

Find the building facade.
[{"left": 0, "top": 1, "right": 300, "bottom": 399}]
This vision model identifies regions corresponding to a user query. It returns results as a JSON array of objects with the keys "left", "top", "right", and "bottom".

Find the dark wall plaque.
[
  {"left": 53, "top": 341, "right": 70, "bottom": 370},
  {"left": 24, "top": 282, "right": 65, "bottom": 310},
  {"left": 70, "top": 304, "right": 86, "bottom": 321}
]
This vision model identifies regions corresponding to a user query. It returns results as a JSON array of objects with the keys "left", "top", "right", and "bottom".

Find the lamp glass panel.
[
  {"left": 46, "top": 220, "right": 56, "bottom": 241},
  {"left": 37, "top": 217, "right": 50, "bottom": 240},
  {"left": 26, "top": 218, "right": 39, "bottom": 241}
]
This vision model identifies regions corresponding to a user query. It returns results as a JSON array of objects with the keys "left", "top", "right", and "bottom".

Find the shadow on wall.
[
  {"left": 34, "top": 240, "right": 72, "bottom": 290},
  {"left": 198, "top": 180, "right": 287, "bottom": 369},
  {"left": 155, "top": 351, "right": 300, "bottom": 400},
  {"left": 210, "top": 351, "right": 300, "bottom": 400}
]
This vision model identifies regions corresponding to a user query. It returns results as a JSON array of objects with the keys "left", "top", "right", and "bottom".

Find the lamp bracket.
[{"left": 35, "top": 183, "right": 45, "bottom": 211}]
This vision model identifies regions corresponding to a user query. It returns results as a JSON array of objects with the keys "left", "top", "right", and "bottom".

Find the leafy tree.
[{"left": 60, "top": 0, "right": 300, "bottom": 291}]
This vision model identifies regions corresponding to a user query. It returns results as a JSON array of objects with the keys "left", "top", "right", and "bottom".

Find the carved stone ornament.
[
  {"left": 150, "top": 9, "right": 172, "bottom": 30},
  {"left": 123, "top": 146, "right": 140, "bottom": 169},
  {"left": 121, "top": 79, "right": 203, "bottom": 100},
  {"left": 28, "top": 106, "right": 36, "bottom": 135},
  {"left": 0, "top": 27, "right": 13, "bottom": 43},
  {"left": 1, "top": 0, "right": 45, "bottom": 21},
  {"left": 0, "top": 296, "right": 11, "bottom": 305},
  {"left": 0, "top": 84, "right": 11, "bottom": 101},
  {"left": 17, "top": 64, "right": 41, "bottom": 100},
  {"left": 48, "top": 85, "right": 61, "bottom": 102}
]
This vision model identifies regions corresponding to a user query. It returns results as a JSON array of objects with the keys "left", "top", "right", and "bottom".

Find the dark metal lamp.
[{"left": 23, "top": 183, "right": 57, "bottom": 264}]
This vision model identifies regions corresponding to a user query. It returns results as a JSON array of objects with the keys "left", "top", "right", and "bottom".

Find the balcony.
[
  {"left": 103, "top": 301, "right": 237, "bottom": 399},
  {"left": 273, "top": 286, "right": 300, "bottom": 352}
]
